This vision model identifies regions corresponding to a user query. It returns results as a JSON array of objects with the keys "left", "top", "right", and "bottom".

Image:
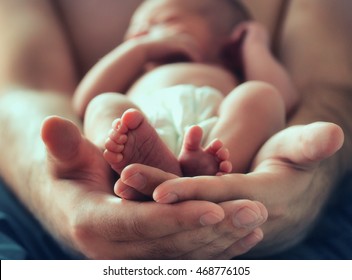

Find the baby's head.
[{"left": 126, "top": 0, "right": 249, "bottom": 60}]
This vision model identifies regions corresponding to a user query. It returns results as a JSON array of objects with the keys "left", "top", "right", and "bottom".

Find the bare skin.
[
  {"left": 1, "top": 0, "right": 351, "bottom": 259},
  {"left": 95, "top": 18, "right": 288, "bottom": 199},
  {"left": 39, "top": 112, "right": 267, "bottom": 258},
  {"left": 56, "top": 0, "right": 282, "bottom": 74},
  {"left": 104, "top": 109, "right": 231, "bottom": 177},
  {"left": 116, "top": 0, "right": 352, "bottom": 256},
  {"left": 104, "top": 109, "right": 182, "bottom": 176},
  {"left": 0, "top": 0, "right": 269, "bottom": 259},
  {"left": 116, "top": 122, "right": 344, "bottom": 256},
  {"left": 75, "top": 1, "right": 294, "bottom": 182},
  {"left": 178, "top": 126, "right": 232, "bottom": 177}
]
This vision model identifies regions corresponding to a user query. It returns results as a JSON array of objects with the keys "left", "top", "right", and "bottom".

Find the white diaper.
[{"left": 140, "top": 85, "right": 223, "bottom": 156}]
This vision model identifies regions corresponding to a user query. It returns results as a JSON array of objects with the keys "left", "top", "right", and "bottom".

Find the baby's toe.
[{"left": 216, "top": 147, "right": 230, "bottom": 161}]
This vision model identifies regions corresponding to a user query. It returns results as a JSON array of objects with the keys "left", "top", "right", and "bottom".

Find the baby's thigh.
[
  {"left": 219, "top": 81, "right": 286, "bottom": 136},
  {"left": 85, "top": 92, "right": 137, "bottom": 118},
  {"left": 220, "top": 81, "right": 285, "bottom": 116}
]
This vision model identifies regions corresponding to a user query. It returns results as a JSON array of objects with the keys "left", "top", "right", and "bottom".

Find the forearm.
[
  {"left": 0, "top": 0, "right": 78, "bottom": 169},
  {"left": 0, "top": 0, "right": 80, "bottom": 236},
  {"left": 0, "top": 91, "right": 80, "bottom": 218},
  {"left": 73, "top": 32, "right": 202, "bottom": 117}
]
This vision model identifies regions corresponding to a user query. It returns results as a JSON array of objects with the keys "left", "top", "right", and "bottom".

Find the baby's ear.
[
  {"left": 230, "top": 21, "right": 250, "bottom": 42},
  {"left": 220, "top": 27, "right": 247, "bottom": 82}
]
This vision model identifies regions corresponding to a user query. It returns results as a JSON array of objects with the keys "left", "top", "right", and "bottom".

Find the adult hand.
[
  {"left": 117, "top": 122, "right": 344, "bottom": 254},
  {"left": 40, "top": 116, "right": 267, "bottom": 259}
]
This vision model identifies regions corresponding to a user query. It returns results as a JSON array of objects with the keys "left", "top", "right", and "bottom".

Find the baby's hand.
[{"left": 130, "top": 28, "right": 202, "bottom": 63}]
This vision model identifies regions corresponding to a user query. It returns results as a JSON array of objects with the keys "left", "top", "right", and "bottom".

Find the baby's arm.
[
  {"left": 73, "top": 34, "right": 201, "bottom": 118},
  {"left": 73, "top": 40, "right": 148, "bottom": 118},
  {"left": 236, "top": 22, "right": 299, "bottom": 115}
]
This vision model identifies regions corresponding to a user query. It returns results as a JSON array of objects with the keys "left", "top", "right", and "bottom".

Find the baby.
[{"left": 73, "top": 0, "right": 298, "bottom": 198}]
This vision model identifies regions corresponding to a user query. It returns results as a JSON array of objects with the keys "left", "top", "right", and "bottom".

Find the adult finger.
[
  {"left": 182, "top": 200, "right": 267, "bottom": 259},
  {"left": 152, "top": 122, "right": 344, "bottom": 204},
  {"left": 74, "top": 192, "right": 225, "bottom": 243},
  {"left": 152, "top": 174, "right": 260, "bottom": 204},
  {"left": 119, "top": 164, "right": 259, "bottom": 204},
  {"left": 116, "top": 163, "right": 179, "bottom": 198},
  {"left": 122, "top": 200, "right": 267, "bottom": 259},
  {"left": 70, "top": 191, "right": 230, "bottom": 259},
  {"left": 253, "top": 122, "right": 344, "bottom": 169}
]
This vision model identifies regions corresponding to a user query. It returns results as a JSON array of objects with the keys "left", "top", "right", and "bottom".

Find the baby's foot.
[
  {"left": 178, "top": 126, "right": 232, "bottom": 176},
  {"left": 104, "top": 109, "right": 182, "bottom": 175}
]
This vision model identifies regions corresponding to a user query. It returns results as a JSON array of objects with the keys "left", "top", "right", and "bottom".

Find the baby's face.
[{"left": 125, "top": 0, "right": 218, "bottom": 56}]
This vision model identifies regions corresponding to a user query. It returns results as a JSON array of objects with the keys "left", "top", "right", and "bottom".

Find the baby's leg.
[
  {"left": 84, "top": 92, "right": 138, "bottom": 150},
  {"left": 104, "top": 109, "right": 182, "bottom": 176},
  {"left": 206, "top": 81, "right": 285, "bottom": 173},
  {"left": 235, "top": 21, "right": 299, "bottom": 113},
  {"left": 178, "top": 125, "right": 232, "bottom": 176}
]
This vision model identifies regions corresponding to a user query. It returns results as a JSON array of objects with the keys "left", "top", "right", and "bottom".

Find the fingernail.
[
  {"left": 155, "top": 193, "right": 178, "bottom": 204},
  {"left": 233, "top": 207, "right": 263, "bottom": 228},
  {"left": 123, "top": 172, "right": 146, "bottom": 189},
  {"left": 200, "top": 212, "right": 223, "bottom": 226}
]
